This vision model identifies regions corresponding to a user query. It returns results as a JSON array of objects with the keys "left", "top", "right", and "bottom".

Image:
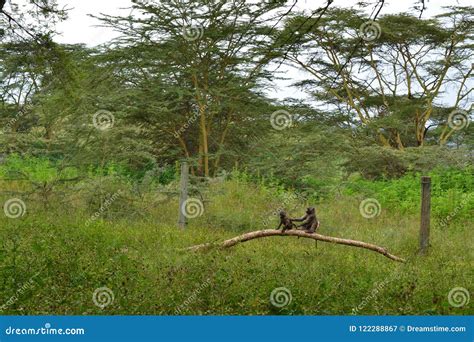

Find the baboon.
[
  {"left": 293, "top": 207, "right": 320, "bottom": 233},
  {"left": 276, "top": 210, "right": 296, "bottom": 232}
]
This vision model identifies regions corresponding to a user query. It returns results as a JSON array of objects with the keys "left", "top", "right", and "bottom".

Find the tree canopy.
[{"left": 1, "top": 0, "right": 472, "bottom": 181}]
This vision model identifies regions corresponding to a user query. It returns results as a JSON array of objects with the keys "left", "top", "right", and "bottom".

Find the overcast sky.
[
  {"left": 49, "top": 0, "right": 472, "bottom": 104},
  {"left": 54, "top": 0, "right": 470, "bottom": 46}
]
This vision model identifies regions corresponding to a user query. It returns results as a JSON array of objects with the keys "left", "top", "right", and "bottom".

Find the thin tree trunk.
[
  {"left": 176, "top": 136, "right": 195, "bottom": 176},
  {"left": 379, "top": 133, "right": 390, "bottom": 147},
  {"left": 395, "top": 131, "right": 404, "bottom": 150},
  {"left": 198, "top": 133, "right": 203, "bottom": 175},
  {"left": 192, "top": 73, "right": 209, "bottom": 177},
  {"left": 198, "top": 104, "right": 209, "bottom": 177},
  {"left": 439, "top": 126, "right": 455, "bottom": 146},
  {"left": 213, "top": 117, "right": 231, "bottom": 175}
]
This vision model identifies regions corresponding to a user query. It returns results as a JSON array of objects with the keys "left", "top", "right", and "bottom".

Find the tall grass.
[{"left": 0, "top": 173, "right": 472, "bottom": 315}]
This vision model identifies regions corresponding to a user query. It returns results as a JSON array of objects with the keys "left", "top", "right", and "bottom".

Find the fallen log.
[{"left": 184, "top": 229, "right": 406, "bottom": 262}]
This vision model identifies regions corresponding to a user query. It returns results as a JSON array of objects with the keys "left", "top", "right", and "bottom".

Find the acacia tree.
[
  {"left": 0, "top": 0, "right": 67, "bottom": 42},
  {"left": 0, "top": 0, "right": 70, "bottom": 150},
  {"left": 284, "top": 7, "right": 473, "bottom": 148},
  {"left": 96, "top": 0, "right": 293, "bottom": 176},
  {"left": 0, "top": 42, "right": 40, "bottom": 133}
]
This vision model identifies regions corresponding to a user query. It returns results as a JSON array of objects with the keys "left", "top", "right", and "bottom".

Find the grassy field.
[{"left": 0, "top": 178, "right": 472, "bottom": 315}]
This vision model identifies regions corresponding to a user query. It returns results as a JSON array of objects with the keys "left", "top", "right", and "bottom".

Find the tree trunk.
[
  {"left": 395, "top": 131, "right": 404, "bottom": 150},
  {"left": 199, "top": 104, "right": 209, "bottom": 177},
  {"left": 198, "top": 133, "right": 203, "bottom": 175},
  {"left": 184, "top": 229, "right": 406, "bottom": 262}
]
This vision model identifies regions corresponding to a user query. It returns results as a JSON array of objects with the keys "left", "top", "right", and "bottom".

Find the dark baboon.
[
  {"left": 293, "top": 207, "right": 320, "bottom": 233},
  {"left": 276, "top": 210, "right": 296, "bottom": 232}
]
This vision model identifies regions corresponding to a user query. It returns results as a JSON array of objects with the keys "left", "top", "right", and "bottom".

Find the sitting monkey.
[
  {"left": 293, "top": 207, "right": 320, "bottom": 233},
  {"left": 276, "top": 210, "right": 296, "bottom": 232}
]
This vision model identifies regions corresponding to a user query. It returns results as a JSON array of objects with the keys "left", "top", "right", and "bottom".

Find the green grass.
[
  {"left": 343, "top": 168, "right": 474, "bottom": 222},
  {"left": 0, "top": 179, "right": 472, "bottom": 315}
]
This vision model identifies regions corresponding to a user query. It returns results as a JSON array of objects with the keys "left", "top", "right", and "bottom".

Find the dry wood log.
[{"left": 184, "top": 229, "right": 405, "bottom": 262}]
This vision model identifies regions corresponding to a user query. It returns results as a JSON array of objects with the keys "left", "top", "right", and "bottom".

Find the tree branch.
[{"left": 184, "top": 229, "right": 406, "bottom": 262}]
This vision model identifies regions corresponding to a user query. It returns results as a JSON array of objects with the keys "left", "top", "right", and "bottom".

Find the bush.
[
  {"left": 344, "top": 146, "right": 470, "bottom": 179},
  {"left": 343, "top": 168, "right": 473, "bottom": 223}
]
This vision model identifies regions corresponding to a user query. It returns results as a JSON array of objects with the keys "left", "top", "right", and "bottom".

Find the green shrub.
[
  {"left": 343, "top": 167, "right": 473, "bottom": 223},
  {"left": 343, "top": 146, "right": 470, "bottom": 179}
]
